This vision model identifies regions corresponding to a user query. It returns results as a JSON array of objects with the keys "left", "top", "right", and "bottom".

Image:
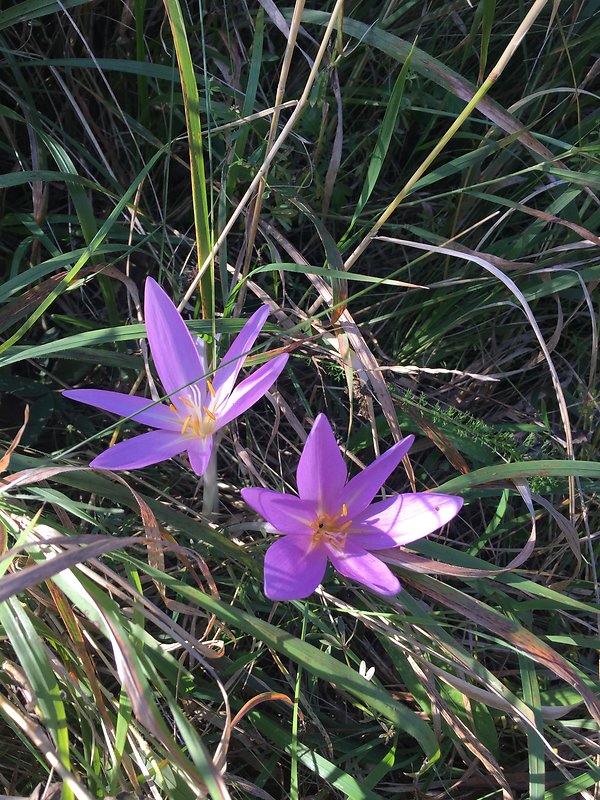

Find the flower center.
[
  {"left": 170, "top": 381, "right": 218, "bottom": 440},
  {"left": 310, "top": 504, "right": 352, "bottom": 550}
]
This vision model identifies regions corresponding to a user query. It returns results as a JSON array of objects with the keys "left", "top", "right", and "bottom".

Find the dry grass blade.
[
  {"left": 407, "top": 655, "right": 514, "bottom": 800},
  {"left": 0, "top": 407, "right": 29, "bottom": 474},
  {"left": 0, "top": 528, "right": 137, "bottom": 604}
]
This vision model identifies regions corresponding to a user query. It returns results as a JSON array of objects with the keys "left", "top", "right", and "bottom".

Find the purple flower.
[
  {"left": 64, "top": 277, "right": 288, "bottom": 475},
  {"left": 242, "top": 414, "right": 463, "bottom": 600}
]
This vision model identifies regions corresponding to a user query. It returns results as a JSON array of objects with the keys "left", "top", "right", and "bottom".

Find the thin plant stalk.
[
  {"left": 234, "top": 0, "right": 306, "bottom": 314},
  {"left": 202, "top": 435, "right": 219, "bottom": 516}
]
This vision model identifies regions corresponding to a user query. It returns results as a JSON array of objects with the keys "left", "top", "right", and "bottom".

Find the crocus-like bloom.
[
  {"left": 242, "top": 414, "right": 463, "bottom": 600},
  {"left": 64, "top": 277, "right": 288, "bottom": 475}
]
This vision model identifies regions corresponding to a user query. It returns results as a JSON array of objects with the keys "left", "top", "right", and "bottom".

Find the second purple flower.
[{"left": 242, "top": 414, "right": 463, "bottom": 600}]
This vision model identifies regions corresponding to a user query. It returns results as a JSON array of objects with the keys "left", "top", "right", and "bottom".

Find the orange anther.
[{"left": 203, "top": 406, "right": 217, "bottom": 422}]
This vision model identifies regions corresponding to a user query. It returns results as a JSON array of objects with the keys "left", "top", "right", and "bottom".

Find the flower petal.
[
  {"left": 327, "top": 541, "right": 401, "bottom": 595},
  {"left": 264, "top": 536, "right": 328, "bottom": 600},
  {"left": 296, "top": 414, "right": 347, "bottom": 514},
  {"left": 216, "top": 354, "right": 288, "bottom": 429},
  {"left": 187, "top": 436, "right": 213, "bottom": 476},
  {"left": 90, "top": 430, "right": 187, "bottom": 471},
  {"left": 63, "top": 389, "right": 180, "bottom": 431},
  {"left": 342, "top": 435, "right": 415, "bottom": 517},
  {"left": 212, "top": 305, "right": 271, "bottom": 399},
  {"left": 241, "top": 488, "right": 315, "bottom": 535},
  {"left": 351, "top": 492, "right": 463, "bottom": 548},
  {"left": 144, "top": 277, "right": 205, "bottom": 407}
]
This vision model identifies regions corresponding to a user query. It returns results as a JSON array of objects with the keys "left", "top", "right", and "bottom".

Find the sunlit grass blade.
[
  {"left": 162, "top": 0, "right": 213, "bottom": 320},
  {"left": 0, "top": 597, "right": 74, "bottom": 800}
]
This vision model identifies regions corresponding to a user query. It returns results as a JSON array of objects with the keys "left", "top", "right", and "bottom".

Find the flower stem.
[{"left": 202, "top": 442, "right": 219, "bottom": 516}]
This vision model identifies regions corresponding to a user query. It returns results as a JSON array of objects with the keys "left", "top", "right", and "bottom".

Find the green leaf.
[
  {"left": 437, "top": 459, "right": 600, "bottom": 493},
  {"left": 0, "top": 146, "right": 168, "bottom": 354}
]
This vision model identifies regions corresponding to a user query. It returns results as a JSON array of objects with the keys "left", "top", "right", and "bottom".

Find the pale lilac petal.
[
  {"left": 144, "top": 277, "right": 205, "bottom": 407},
  {"left": 90, "top": 430, "right": 187, "bottom": 470},
  {"left": 296, "top": 414, "right": 347, "bottom": 515},
  {"left": 264, "top": 536, "right": 328, "bottom": 600},
  {"left": 342, "top": 435, "right": 415, "bottom": 517},
  {"left": 351, "top": 492, "right": 463, "bottom": 548},
  {"left": 327, "top": 541, "right": 401, "bottom": 595},
  {"left": 63, "top": 389, "right": 180, "bottom": 431},
  {"left": 212, "top": 305, "right": 270, "bottom": 398},
  {"left": 187, "top": 436, "right": 213, "bottom": 476},
  {"left": 215, "top": 354, "right": 288, "bottom": 429},
  {"left": 242, "top": 488, "right": 315, "bottom": 536},
  {"left": 195, "top": 337, "right": 209, "bottom": 378}
]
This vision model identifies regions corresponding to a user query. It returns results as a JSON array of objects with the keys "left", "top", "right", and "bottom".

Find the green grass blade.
[
  {"left": 0, "top": 598, "right": 74, "bottom": 800},
  {"left": 162, "top": 0, "right": 213, "bottom": 320},
  {"left": 348, "top": 42, "right": 415, "bottom": 232},
  {"left": 0, "top": 0, "right": 89, "bottom": 31},
  {"left": 519, "top": 649, "right": 545, "bottom": 800},
  {"left": 437, "top": 459, "right": 600, "bottom": 493}
]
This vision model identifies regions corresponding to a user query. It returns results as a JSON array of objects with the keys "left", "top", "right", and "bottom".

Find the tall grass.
[{"left": 0, "top": 2, "right": 599, "bottom": 799}]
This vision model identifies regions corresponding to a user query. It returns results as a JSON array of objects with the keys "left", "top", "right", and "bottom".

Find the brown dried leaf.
[{"left": 0, "top": 406, "right": 30, "bottom": 474}]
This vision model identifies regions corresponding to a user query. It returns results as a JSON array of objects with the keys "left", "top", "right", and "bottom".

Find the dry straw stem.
[
  {"left": 0, "top": 695, "right": 95, "bottom": 800},
  {"left": 343, "top": 0, "right": 552, "bottom": 272},
  {"left": 178, "top": 0, "right": 346, "bottom": 312},
  {"left": 234, "top": 0, "right": 307, "bottom": 310}
]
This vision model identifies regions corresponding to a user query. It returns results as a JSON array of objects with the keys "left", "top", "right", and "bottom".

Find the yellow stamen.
[
  {"left": 206, "top": 379, "right": 216, "bottom": 398},
  {"left": 169, "top": 403, "right": 177, "bottom": 413},
  {"left": 203, "top": 406, "right": 217, "bottom": 422},
  {"left": 180, "top": 396, "right": 195, "bottom": 409},
  {"left": 310, "top": 507, "right": 354, "bottom": 551},
  {"left": 180, "top": 415, "right": 192, "bottom": 435}
]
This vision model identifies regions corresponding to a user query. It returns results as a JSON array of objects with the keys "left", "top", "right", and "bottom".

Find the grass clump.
[{"left": 1, "top": 2, "right": 599, "bottom": 799}]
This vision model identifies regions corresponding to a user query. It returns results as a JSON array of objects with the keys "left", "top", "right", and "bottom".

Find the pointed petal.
[
  {"left": 195, "top": 337, "right": 209, "bottom": 378},
  {"left": 351, "top": 492, "right": 463, "bottom": 548},
  {"left": 216, "top": 354, "right": 288, "bottom": 429},
  {"left": 241, "top": 488, "right": 315, "bottom": 536},
  {"left": 342, "top": 435, "right": 415, "bottom": 517},
  {"left": 63, "top": 389, "right": 180, "bottom": 431},
  {"left": 90, "top": 430, "right": 187, "bottom": 471},
  {"left": 327, "top": 541, "right": 401, "bottom": 595},
  {"left": 212, "top": 305, "right": 271, "bottom": 398},
  {"left": 296, "top": 414, "right": 347, "bottom": 515},
  {"left": 187, "top": 436, "right": 213, "bottom": 476},
  {"left": 264, "top": 536, "right": 328, "bottom": 600},
  {"left": 144, "top": 277, "right": 205, "bottom": 406}
]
